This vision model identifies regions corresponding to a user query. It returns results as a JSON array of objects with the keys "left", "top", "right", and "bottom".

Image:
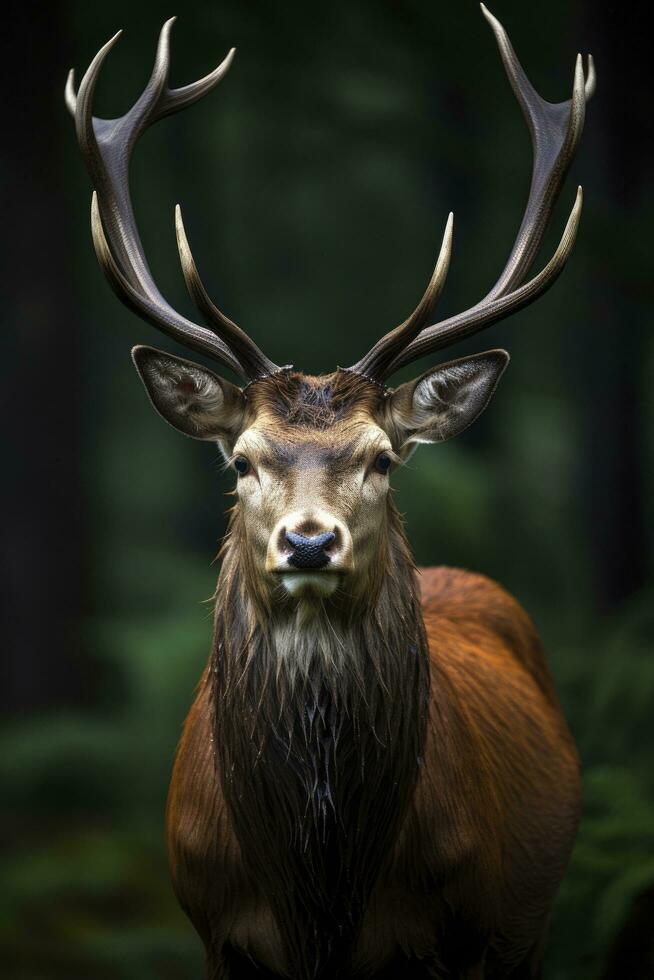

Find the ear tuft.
[
  {"left": 131, "top": 345, "right": 245, "bottom": 444},
  {"left": 389, "top": 349, "right": 509, "bottom": 449}
]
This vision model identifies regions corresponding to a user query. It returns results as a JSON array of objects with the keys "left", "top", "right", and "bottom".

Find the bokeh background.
[{"left": 2, "top": 0, "right": 653, "bottom": 977}]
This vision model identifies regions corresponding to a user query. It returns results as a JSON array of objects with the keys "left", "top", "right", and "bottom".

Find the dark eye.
[
  {"left": 375, "top": 452, "right": 392, "bottom": 475},
  {"left": 234, "top": 455, "right": 250, "bottom": 476}
]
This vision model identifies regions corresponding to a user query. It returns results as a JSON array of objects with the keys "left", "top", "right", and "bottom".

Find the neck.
[{"left": 211, "top": 503, "right": 429, "bottom": 979}]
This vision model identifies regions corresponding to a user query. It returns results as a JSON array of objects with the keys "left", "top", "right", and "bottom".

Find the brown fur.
[{"left": 165, "top": 373, "right": 580, "bottom": 979}]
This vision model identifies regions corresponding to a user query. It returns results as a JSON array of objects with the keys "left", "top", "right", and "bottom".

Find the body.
[{"left": 167, "top": 560, "right": 579, "bottom": 978}]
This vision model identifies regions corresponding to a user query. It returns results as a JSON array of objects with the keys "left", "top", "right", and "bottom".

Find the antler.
[
  {"left": 348, "top": 4, "right": 595, "bottom": 382},
  {"left": 66, "top": 18, "right": 281, "bottom": 381}
]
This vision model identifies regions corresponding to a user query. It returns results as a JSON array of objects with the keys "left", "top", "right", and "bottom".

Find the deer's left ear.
[{"left": 386, "top": 349, "right": 509, "bottom": 452}]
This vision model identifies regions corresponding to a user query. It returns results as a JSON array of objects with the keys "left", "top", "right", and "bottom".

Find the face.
[
  {"left": 230, "top": 412, "right": 397, "bottom": 599},
  {"left": 132, "top": 348, "right": 509, "bottom": 603}
]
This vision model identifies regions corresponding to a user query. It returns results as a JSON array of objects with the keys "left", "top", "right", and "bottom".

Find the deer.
[{"left": 66, "top": 5, "right": 594, "bottom": 978}]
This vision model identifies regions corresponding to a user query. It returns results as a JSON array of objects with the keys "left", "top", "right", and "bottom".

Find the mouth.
[{"left": 277, "top": 570, "right": 340, "bottom": 598}]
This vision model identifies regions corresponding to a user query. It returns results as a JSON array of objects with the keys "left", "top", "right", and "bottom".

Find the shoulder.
[
  {"left": 419, "top": 565, "right": 518, "bottom": 609},
  {"left": 418, "top": 566, "right": 557, "bottom": 702}
]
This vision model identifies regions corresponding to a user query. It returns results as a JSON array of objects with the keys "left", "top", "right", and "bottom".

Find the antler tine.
[
  {"left": 349, "top": 213, "right": 453, "bottom": 380},
  {"left": 154, "top": 18, "right": 237, "bottom": 118},
  {"left": 385, "top": 185, "right": 583, "bottom": 366},
  {"left": 175, "top": 206, "right": 280, "bottom": 377},
  {"left": 480, "top": 8, "right": 588, "bottom": 296},
  {"left": 88, "top": 191, "right": 247, "bottom": 367},
  {"left": 585, "top": 54, "right": 596, "bottom": 100},
  {"left": 350, "top": 5, "right": 594, "bottom": 381},
  {"left": 64, "top": 68, "right": 78, "bottom": 116},
  {"left": 64, "top": 21, "right": 235, "bottom": 128},
  {"left": 67, "top": 22, "right": 281, "bottom": 380}
]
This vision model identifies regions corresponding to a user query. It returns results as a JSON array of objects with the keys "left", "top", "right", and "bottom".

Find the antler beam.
[
  {"left": 348, "top": 4, "right": 595, "bottom": 382},
  {"left": 66, "top": 19, "right": 280, "bottom": 381}
]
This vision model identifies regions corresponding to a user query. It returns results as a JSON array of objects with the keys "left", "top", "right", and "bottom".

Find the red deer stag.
[{"left": 67, "top": 6, "right": 594, "bottom": 978}]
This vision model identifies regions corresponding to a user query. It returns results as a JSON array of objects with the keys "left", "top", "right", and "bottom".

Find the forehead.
[
  {"left": 238, "top": 423, "right": 387, "bottom": 468},
  {"left": 237, "top": 370, "right": 389, "bottom": 463}
]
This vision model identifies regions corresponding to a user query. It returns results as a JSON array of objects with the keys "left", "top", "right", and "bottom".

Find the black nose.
[{"left": 285, "top": 530, "right": 336, "bottom": 570}]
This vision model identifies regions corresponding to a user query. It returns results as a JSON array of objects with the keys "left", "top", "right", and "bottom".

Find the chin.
[{"left": 280, "top": 572, "right": 340, "bottom": 599}]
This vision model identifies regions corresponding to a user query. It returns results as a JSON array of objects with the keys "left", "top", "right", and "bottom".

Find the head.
[
  {"left": 132, "top": 346, "right": 508, "bottom": 604},
  {"left": 69, "top": 9, "right": 591, "bottom": 606}
]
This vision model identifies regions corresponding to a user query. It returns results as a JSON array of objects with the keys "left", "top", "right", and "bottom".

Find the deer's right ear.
[{"left": 132, "top": 346, "right": 247, "bottom": 449}]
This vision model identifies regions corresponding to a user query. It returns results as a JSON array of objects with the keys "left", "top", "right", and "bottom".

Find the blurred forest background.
[{"left": 2, "top": 0, "right": 653, "bottom": 977}]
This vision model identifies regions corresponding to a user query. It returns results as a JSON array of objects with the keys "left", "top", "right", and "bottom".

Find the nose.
[
  {"left": 285, "top": 530, "right": 335, "bottom": 570},
  {"left": 266, "top": 510, "right": 353, "bottom": 574}
]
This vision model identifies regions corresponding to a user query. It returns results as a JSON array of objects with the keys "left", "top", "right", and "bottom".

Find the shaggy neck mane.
[{"left": 211, "top": 499, "right": 429, "bottom": 979}]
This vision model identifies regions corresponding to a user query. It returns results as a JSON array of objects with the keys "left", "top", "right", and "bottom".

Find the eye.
[
  {"left": 233, "top": 455, "right": 250, "bottom": 476},
  {"left": 375, "top": 452, "right": 392, "bottom": 475}
]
